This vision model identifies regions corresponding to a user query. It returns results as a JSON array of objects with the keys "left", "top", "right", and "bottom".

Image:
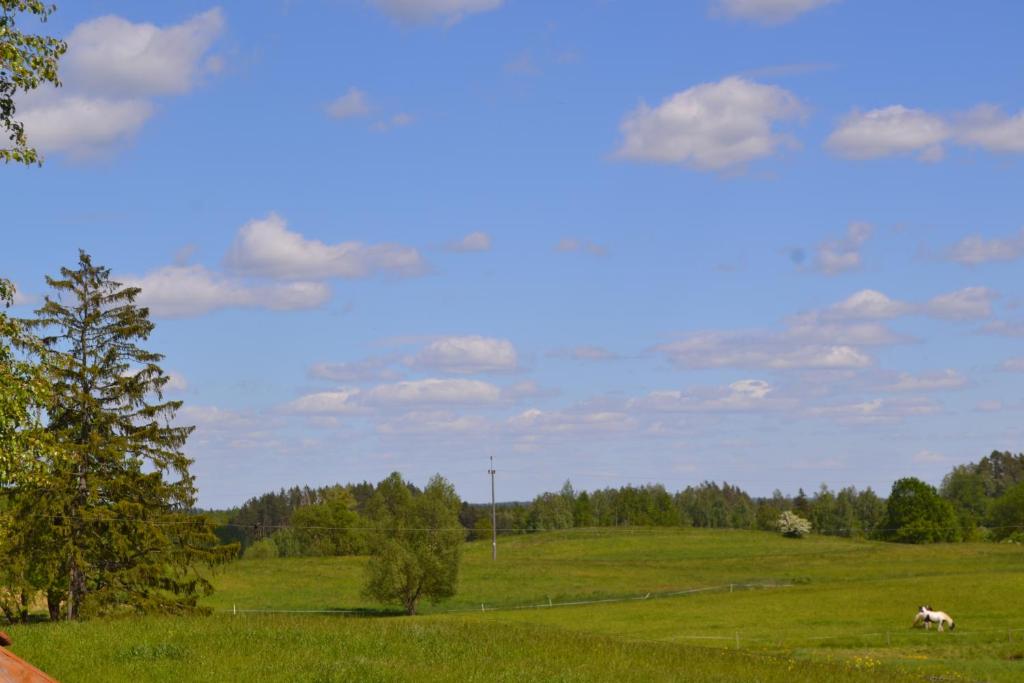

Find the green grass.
[
  {"left": 8, "top": 528, "right": 1024, "bottom": 681},
  {"left": 7, "top": 614, "right": 921, "bottom": 682}
]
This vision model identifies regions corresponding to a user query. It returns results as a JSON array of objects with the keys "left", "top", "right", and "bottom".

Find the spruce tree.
[{"left": 28, "top": 251, "right": 231, "bottom": 618}]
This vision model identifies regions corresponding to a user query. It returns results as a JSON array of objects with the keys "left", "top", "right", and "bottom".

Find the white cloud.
[
  {"left": 976, "top": 399, "right": 1004, "bottom": 413},
  {"left": 956, "top": 105, "right": 1024, "bottom": 153},
  {"left": 981, "top": 320, "right": 1024, "bottom": 337},
  {"left": 309, "top": 358, "right": 401, "bottom": 383},
  {"left": 377, "top": 410, "right": 490, "bottom": 436},
  {"left": 1000, "top": 357, "right": 1024, "bottom": 372},
  {"left": 825, "top": 289, "right": 911, "bottom": 319},
  {"left": 826, "top": 106, "right": 949, "bottom": 161},
  {"left": 617, "top": 76, "right": 804, "bottom": 171},
  {"left": 370, "top": 0, "right": 503, "bottom": 23},
  {"left": 18, "top": 9, "right": 224, "bottom": 158},
  {"left": 447, "top": 231, "right": 492, "bottom": 252},
  {"left": 815, "top": 222, "right": 872, "bottom": 275},
  {"left": 409, "top": 335, "right": 518, "bottom": 373},
  {"left": 925, "top": 286, "right": 997, "bottom": 321},
  {"left": 366, "top": 378, "right": 501, "bottom": 405},
  {"left": 712, "top": 0, "right": 837, "bottom": 25},
  {"left": 224, "top": 213, "right": 425, "bottom": 280},
  {"left": 883, "top": 369, "right": 967, "bottom": 392},
  {"left": 808, "top": 397, "right": 941, "bottom": 423},
  {"left": 912, "top": 449, "right": 951, "bottom": 464},
  {"left": 327, "top": 88, "right": 371, "bottom": 119},
  {"left": 64, "top": 8, "right": 225, "bottom": 96},
  {"left": 124, "top": 264, "right": 330, "bottom": 318},
  {"left": 502, "top": 380, "right": 555, "bottom": 400},
  {"left": 555, "top": 238, "right": 606, "bottom": 256},
  {"left": 657, "top": 332, "right": 871, "bottom": 370},
  {"left": 165, "top": 372, "right": 189, "bottom": 392},
  {"left": 785, "top": 315, "right": 908, "bottom": 346},
  {"left": 284, "top": 389, "right": 363, "bottom": 415},
  {"left": 947, "top": 228, "right": 1024, "bottom": 265},
  {"left": 633, "top": 379, "right": 779, "bottom": 413},
  {"left": 18, "top": 96, "right": 154, "bottom": 158},
  {"left": 507, "top": 408, "right": 635, "bottom": 435},
  {"left": 6, "top": 282, "right": 33, "bottom": 307}
]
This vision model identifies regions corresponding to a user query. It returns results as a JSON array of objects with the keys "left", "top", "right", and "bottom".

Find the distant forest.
[{"left": 208, "top": 450, "right": 1024, "bottom": 558}]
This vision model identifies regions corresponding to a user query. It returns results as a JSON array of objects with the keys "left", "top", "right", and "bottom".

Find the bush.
[
  {"left": 243, "top": 539, "right": 279, "bottom": 560},
  {"left": 777, "top": 511, "right": 811, "bottom": 538}
]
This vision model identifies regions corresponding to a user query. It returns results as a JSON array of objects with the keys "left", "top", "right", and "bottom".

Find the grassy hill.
[{"left": 8, "top": 528, "right": 1024, "bottom": 681}]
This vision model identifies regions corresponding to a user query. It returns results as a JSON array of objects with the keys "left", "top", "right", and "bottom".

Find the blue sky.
[{"left": 4, "top": 0, "right": 1024, "bottom": 507}]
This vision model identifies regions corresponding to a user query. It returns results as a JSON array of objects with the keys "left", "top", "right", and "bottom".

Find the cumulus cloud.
[
  {"left": 283, "top": 389, "right": 363, "bottom": 414},
  {"left": 62, "top": 9, "right": 225, "bottom": 96},
  {"left": 309, "top": 357, "right": 401, "bottom": 383},
  {"left": 947, "top": 228, "right": 1024, "bottom": 265},
  {"left": 912, "top": 449, "right": 951, "bottom": 464},
  {"left": 824, "top": 289, "right": 912, "bottom": 319},
  {"left": 925, "top": 286, "right": 997, "bottom": 320},
  {"left": 6, "top": 282, "right": 33, "bottom": 307},
  {"left": 447, "top": 231, "right": 492, "bottom": 252},
  {"left": 981, "top": 320, "right": 1024, "bottom": 337},
  {"left": 377, "top": 410, "right": 490, "bottom": 436},
  {"left": 807, "top": 397, "right": 941, "bottom": 423},
  {"left": 327, "top": 88, "right": 371, "bottom": 119},
  {"left": 711, "top": 0, "right": 838, "bottom": 25},
  {"left": 814, "top": 222, "right": 872, "bottom": 275},
  {"left": 409, "top": 335, "right": 518, "bottom": 373},
  {"left": 165, "top": 372, "right": 189, "bottom": 392},
  {"left": 507, "top": 408, "right": 635, "bottom": 435},
  {"left": 956, "top": 105, "right": 1024, "bottom": 153},
  {"left": 1000, "top": 357, "right": 1024, "bottom": 372},
  {"left": 883, "top": 369, "right": 968, "bottom": 392},
  {"left": 632, "top": 379, "right": 781, "bottom": 413},
  {"left": 826, "top": 106, "right": 949, "bottom": 161},
  {"left": 123, "top": 264, "right": 330, "bottom": 318},
  {"left": 616, "top": 76, "right": 804, "bottom": 171},
  {"left": 656, "top": 332, "right": 872, "bottom": 370},
  {"left": 17, "top": 97, "right": 154, "bottom": 158},
  {"left": 366, "top": 378, "right": 501, "bottom": 405},
  {"left": 18, "top": 8, "right": 224, "bottom": 157},
  {"left": 555, "top": 238, "right": 606, "bottom": 256},
  {"left": 224, "top": 213, "right": 425, "bottom": 280},
  {"left": 369, "top": 0, "right": 503, "bottom": 23},
  {"left": 785, "top": 315, "right": 906, "bottom": 347}
]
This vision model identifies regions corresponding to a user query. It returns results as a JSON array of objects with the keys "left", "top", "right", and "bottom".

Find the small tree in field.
[
  {"left": 777, "top": 510, "right": 811, "bottom": 538},
  {"left": 363, "top": 472, "right": 463, "bottom": 615}
]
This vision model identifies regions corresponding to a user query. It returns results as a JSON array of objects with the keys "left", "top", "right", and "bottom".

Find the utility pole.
[{"left": 489, "top": 456, "right": 497, "bottom": 561}]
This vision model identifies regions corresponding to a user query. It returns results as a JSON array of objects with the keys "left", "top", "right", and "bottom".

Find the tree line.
[{"left": 219, "top": 449, "right": 1024, "bottom": 564}]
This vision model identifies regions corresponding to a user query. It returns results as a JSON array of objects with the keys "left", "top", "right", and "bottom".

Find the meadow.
[{"left": 8, "top": 528, "right": 1024, "bottom": 681}]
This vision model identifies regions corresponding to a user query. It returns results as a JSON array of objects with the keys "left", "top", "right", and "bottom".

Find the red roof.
[{"left": 0, "top": 633, "right": 60, "bottom": 683}]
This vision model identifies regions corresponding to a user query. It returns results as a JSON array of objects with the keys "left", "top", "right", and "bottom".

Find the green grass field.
[{"left": 8, "top": 529, "right": 1024, "bottom": 681}]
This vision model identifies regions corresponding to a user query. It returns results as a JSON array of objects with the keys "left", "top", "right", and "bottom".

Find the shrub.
[
  {"left": 243, "top": 539, "right": 279, "bottom": 560},
  {"left": 777, "top": 511, "right": 812, "bottom": 538}
]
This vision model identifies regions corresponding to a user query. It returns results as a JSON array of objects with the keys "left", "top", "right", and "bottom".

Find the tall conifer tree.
[{"left": 28, "top": 251, "right": 230, "bottom": 618}]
